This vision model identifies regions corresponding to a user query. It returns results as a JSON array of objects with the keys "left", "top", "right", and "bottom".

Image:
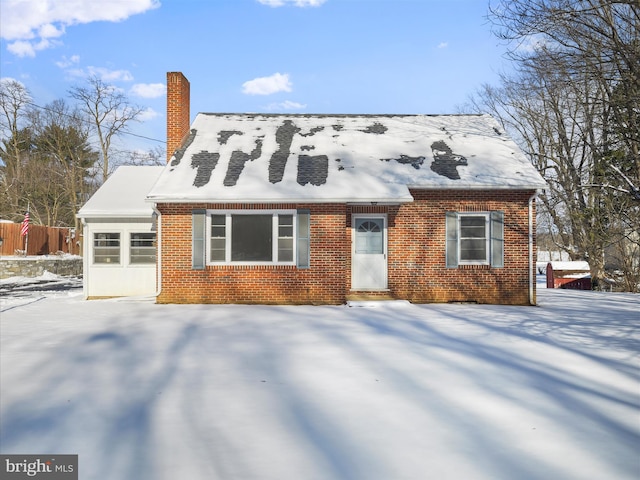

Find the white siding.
[{"left": 82, "top": 218, "right": 156, "bottom": 298}]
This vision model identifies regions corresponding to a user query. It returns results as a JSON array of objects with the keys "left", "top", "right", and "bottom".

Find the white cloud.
[
  {"left": 138, "top": 107, "right": 160, "bottom": 121},
  {"left": 55, "top": 58, "right": 133, "bottom": 84},
  {"left": 130, "top": 83, "right": 166, "bottom": 98},
  {"left": 257, "top": 0, "right": 327, "bottom": 7},
  {"left": 64, "top": 67, "right": 87, "bottom": 79},
  {"left": 6, "top": 41, "right": 37, "bottom": 57},
  {"left": 1, "top": 0, "right": 160, "bottom": 56},
  {"left": 6, "top": 38, "right": 61, "bottom": 57},
  {"left": 61, "top": 64, "right": 134, "bottom": 85},
  {"left": 87, "top": 67, "right": 134, "bottom": 82},
  {"left": 265, "top": 100, "right": 307, "bottom": 111},
  {"left": 38, "top": 23, "right": 65, "bottom": 39},
  {"left": 55, "top": 55, "right": 80, "bottom": 69},
  {"left": 242, "top": 73, "right": 292, "bottom": 96},
  {"left": 437, "top": 42, "right": 448, "bottom": 49}
]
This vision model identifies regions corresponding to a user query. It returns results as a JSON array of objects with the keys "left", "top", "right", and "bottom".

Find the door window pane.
[{"left": 355, "top": 219, "right": 383, "bottom": 254}]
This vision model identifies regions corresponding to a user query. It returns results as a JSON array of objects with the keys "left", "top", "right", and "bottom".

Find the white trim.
[
  {"left": 91, "top": 230, "right": 123, "bottom": 266},
  {"left": 153, "top": 205, "right": 162, "bottom": 298},
  {"left": 205, "top": 209, "right": 298, "bottom": 266},
  {"left": 457, "top": 213, "right": 490, "bottom": 265},
  {"left": 90, "top": 229, "right": 158, "bottom": 268},
  {"left": 128, "top": 232, "right": 157, "bottom": 266},
  {"left": 77, "top": 212, "right": 154, "bottom": 219},
  {"left": 80, "top": 217, "right": 89, "bottom": 299},
  {"left": 145, "top": 195, "right": 415, "bottom": 204},
  {"left": 351, "top": 214, "right": 388, "bottom": 290},
  {"left": 406, "top": 184, "right": 547, "bottom": 190},
  {"left": 82, "top": 219, "right": 157, "bottom": 298}
]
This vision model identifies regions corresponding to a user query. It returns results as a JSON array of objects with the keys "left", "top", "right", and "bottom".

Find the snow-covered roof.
[
  {"left": 147, "top": 113, "right": 546, "bottom": 203},
  {"left": 548, "top": 261, "right": 591, "bottom": 271},
  {"left": 78, "top": 166, "right": 164, "bottom": 218}
]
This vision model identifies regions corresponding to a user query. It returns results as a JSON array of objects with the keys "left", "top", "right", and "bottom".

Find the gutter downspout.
[
  {"left": 529, "top": 192, "right": 536, "bottom": 305},
  {"left": 153, "top": 205, "right": 162, "bottom": 299}
]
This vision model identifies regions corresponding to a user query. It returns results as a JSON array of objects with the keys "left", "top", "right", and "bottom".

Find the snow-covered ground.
[
  {"left": 1, "top": 276, "right": 638, "bottom": 480},
  {"left": 0, "top": 271, "right": 82, "bottom": 305}
]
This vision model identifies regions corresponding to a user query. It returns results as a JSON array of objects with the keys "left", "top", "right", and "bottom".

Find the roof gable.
[{"left": 147, "top": 114, "right": 545, "bottom": 203}]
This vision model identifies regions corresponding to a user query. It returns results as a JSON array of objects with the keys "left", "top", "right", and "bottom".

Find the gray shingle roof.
[{"left": 147, "top": 113, "right": 546, "bottom": 203}]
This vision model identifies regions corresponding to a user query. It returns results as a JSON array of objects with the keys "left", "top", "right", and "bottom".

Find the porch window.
[
  {"left": 207, "top": 211, "right": 299, "bottom": 265},
  {"left": 446, "top": 211, "right": 504, "bottom": 267},
  {"left": 130, "top": 233, "right": 156, "bottom": 264},
  {"left": 94, "top": 233, "right": 120, "bottom": 264}
]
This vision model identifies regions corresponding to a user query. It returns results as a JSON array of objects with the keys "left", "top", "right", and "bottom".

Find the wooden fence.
[{"left": 0, "top": 222, "right": 80, "bottom": 256}]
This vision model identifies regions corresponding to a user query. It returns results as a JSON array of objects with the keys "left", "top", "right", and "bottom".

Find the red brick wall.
[
  {"left": 166, "top": 72, "right": 190, "bottom": 163},
  {"left": 381, "top": 189, "right": 537, "bottom": 305},
  {"left": 157, "top": 203, "right": 349, "bottom": 304},
  {"left": 156, "top": 190, "right": 537, "bottom": 305}
]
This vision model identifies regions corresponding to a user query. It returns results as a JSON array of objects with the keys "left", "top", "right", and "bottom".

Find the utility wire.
[{"left": 24, "top": 100, "right": 166, "bottom": 144}]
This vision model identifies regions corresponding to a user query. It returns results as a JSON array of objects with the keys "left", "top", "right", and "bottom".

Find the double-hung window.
[
  {"left": 446, "top": 211, "right": 504, "bottom": 267},
  {"left": 130, "top": 233, "right": 156, "bottom": 264},
  {"left": 203, "top": 210, "right": 306, "bottom": 265},
  {"left": 459, "top": 214, "right": 489, "bottom": 263},
  {"left": 93, "top": 233, "right": 120, "bottom": 264}
]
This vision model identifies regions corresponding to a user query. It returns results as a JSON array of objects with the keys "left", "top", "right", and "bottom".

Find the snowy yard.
[{"left": 1, "top": 277, "right": 638, "bottom": 480}]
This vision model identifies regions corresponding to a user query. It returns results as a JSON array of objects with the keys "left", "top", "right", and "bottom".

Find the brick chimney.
[{"left": 166, "top": 72, "right": 190, "bottom": 162}]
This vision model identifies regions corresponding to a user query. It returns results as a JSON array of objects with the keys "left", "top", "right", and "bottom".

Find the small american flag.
[{"left": 20, "top": 211, "right": 29, "bottom": 236}]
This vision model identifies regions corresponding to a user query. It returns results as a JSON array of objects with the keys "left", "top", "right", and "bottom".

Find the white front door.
[{"left": 352, "top": 216, "right": 387, "bottom": 290}]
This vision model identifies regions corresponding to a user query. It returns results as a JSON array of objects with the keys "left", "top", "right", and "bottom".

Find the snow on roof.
[
  {"left": 548, "top": 261, "right": 591, "bottom": 271},
  {"left": 78, "top": 166, "right": 164, "bottom": 218},
  {"left": 147, "top": 113, "right": 546, "bottom": 203}
]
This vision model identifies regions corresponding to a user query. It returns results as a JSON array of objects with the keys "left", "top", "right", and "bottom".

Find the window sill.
[
  {"left": 206, "top": 264, "right": 298, "bottom": 270},
  {"left": 350, "top": 288, "right": 391, "bottom": 292},
  {"left": 456, "top": 264, "right": 491, "bottom": 270}
]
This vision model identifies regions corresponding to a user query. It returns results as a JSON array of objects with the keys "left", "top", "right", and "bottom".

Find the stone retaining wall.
[{"left": 0, "top": 256, "right": 83, "bottom": 279}]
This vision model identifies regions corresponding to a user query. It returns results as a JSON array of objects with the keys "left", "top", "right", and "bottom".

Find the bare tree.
[
  {"left": 123, "top": 145, "right": 165, "bottom": 166},
  {"left": 489, "top": 0, "right": 639, "bottom": 191},
  {"left": 68, "top": 76, "right": 144, "bottom": 183},
  {"left": 472, "top": 0, "right": 640, "bottom": 290}
]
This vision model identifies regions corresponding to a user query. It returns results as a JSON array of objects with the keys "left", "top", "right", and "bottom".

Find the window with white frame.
[
  {"left": 459, "top": 214, "right": 489, "bottom": 263},
  {"left": 446, "top": 211, "right": 504, "bottom": 268},
  {"left": 130, "top": 232, "right": 156, "bottom": 264},
  {"left": 207, "top": 211, "right": 298, "bottom": 264},
  {"left": 93, "top": 232, "right": 120, "bottom": 264}
]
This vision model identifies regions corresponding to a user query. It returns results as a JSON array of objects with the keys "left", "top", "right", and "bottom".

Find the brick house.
[
  {"left": 141, "top": 72, "right": 546, "bottom": 305},
  {"left": 79, "top": 72, "right": 545, "bottom": 304}
]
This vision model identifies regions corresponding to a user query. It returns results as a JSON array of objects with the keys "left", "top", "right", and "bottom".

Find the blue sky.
[{"left": 0, "top": 0, "right": 509, "bottom": 155}]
